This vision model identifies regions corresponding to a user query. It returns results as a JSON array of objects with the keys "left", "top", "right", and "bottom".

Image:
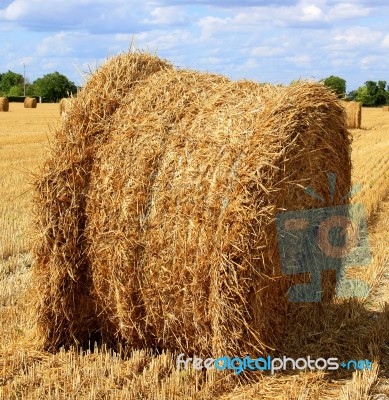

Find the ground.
[{"left": 0, "top": 103, "right": 388, "bottom": 399}]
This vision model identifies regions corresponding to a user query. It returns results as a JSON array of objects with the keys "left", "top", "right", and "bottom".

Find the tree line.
[
  {"left": 322, "top": 75, "right": 389, "bottom": 106},
  {"left": 0, "top": 70, "right": 77, "bottom": 102},
  {"left": 2, "top": 69, "right": 388, "bottom": 106}
]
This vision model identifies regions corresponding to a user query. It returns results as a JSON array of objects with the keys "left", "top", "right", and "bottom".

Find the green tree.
[
  {"left": 8, "top": 85, "right": 23, "bottom": 96},
  {"left": 355, "top": 80, "right": 388, "bottom": 106},
  {"left": 365, "top": 81, "right": 378, "bottom": 96},
  {"left": 378, "top": 80, "right": 386, "bottom": 91},
  {"left": 376, "top": 80, "right": 387, "bottom": 105},
  {"left": 32, "top": 72, "right": 77, "bottom": 102},
  {"left": 26, "top": 83, "right": 36, "bottom": 97},
  {"left": 0, "top": 70, "right": 24, "bottom": 96},
  {"left": 354, "top": 86, "right": 374, "bottom": 106},
  {"left": 322, "top": 75, "right": 346, "bottom": 98}
]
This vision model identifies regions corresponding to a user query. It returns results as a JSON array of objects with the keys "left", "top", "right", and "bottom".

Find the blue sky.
[{"left": 0, "top": 0, "right": 388, "bottom": 91}]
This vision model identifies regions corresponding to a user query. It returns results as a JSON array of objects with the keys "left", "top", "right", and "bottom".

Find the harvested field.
[{"left": 0, "top": 65, "right": 389, "bottom": 399}]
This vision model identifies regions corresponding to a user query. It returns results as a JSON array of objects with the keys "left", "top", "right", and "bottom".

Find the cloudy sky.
[{"left": 0, "top": 0, "right": 388, "bottom": 91}]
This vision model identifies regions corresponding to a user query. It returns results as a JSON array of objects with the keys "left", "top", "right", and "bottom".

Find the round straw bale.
[
  {"left": 85, "top": 73, "right": 351, "bottom": 357},
  {"left": 0, "top": 97, "right": 9, "bottom": 112},
  {"left": 24, "top": 97, "right": 37, "bottom": 108},
  {"left": 32, "top": 53, "right": 351, "bottom": 357},
  {"left": 383, "top": 106, "right": 389, "bottom": 111},
  {"left": 340, "top": 100, "right": 361, "bottom": 129},
  {"left": 59, "top": 98, "right": 71, "bottom": 116}
]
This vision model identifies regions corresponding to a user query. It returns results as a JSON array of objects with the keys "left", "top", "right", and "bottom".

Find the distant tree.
[
  {"left": 377, "top": 80, "right": 387, "bottom": 105},
  {"left": 347, "top": 90, "right": 357, "bottom": 101},
  {"left": 322, "top": 75, "right": 346, "bottom": 98},
  {"left": 0, "top": 70, "right": 24, "bottom": 96},
  {"left": 32, "top": 72, "right": 77, "bottom": 102},
  {"left": 354, "top": 86, "right": 372, "bottom": 106},
  {"left": 26, "top": 83, "right": 36, "bottom": 97},
  {"left": 365, "top": 81, "right": 378, "bottom": 96},
  {"left": 355, "top": 80, "right": 388, "bottom": 106},
  {"left": 8, "top": 85, "right": 23, "bottom": 96},
  {"left": 378, "top": 80, "right": 386, "bottom": 91}
]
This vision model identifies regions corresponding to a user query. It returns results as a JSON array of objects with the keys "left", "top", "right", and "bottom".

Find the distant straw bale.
[
  {"left": 383, "top": 106, "right": 389, "bottom": 111},
  {"left": 59, "top": 98, "right": 71, "bottom": 116},
  {"left": 32, "top": 52, "right": 352, "bottom": 358},
  {"left": 24, "top": 97, "right": 37, "bottom": 108},
  {"left": 0, "top": 97, "right": 9, "bottom": 112},
  {"left": 340, "top": 100, "right": 361, "bottom": 129}
]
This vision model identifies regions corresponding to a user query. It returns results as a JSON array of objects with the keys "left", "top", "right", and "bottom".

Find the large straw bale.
[
  {"left": 24, "top": 97, "right": 37, "bottom": 108},
  {"left": 341, "top": 100, "right": 361, "bottom": 129},
  {"left": 0, "top": 97, "right": 9, "bottom": 111},
  {"left": 32, "top": 52, "right": 351, "bottom": 357}
]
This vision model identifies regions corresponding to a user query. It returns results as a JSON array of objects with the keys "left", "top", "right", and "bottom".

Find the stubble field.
[{"left": 0, "top": 102, "right": 388, "bottom": 399}]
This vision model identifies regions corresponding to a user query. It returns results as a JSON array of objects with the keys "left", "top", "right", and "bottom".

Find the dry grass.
[
  {"left": 351, "top": 108, "right": 389, "bottom": 218},
  {"left": 0, "top": 100, "right": 388, "bottom": 398},
  {"left": 0, "top": 103, "right": 57, "bottom": 259}
]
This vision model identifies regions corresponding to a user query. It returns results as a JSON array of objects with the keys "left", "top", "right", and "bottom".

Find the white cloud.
[
  {"left": 2, "top": 0, "right": 81, "bottom": 24},
  {"left": 244, "top": 58, "right": 258, "bottom": 69},
  {"left": 251, "top": 46, "right": 284, "bottom": 57},
  {"left": 199, "top": 2, "right": 326, "bottom": 34},
  {"left": 135, "top": 29, "right": 198, "bottom": 52},
  {"left": 330, "top": 57, "right": 354, "bottom": 68},
  {"left": 300, "top": 4, "right": 323, "bottom": 22},
  {"left": 0, "top": 0, "right": 151, "bottom": 33},
  {"left": 37, "top": 32, "right": 74, "bottom": 56},
  {"left": 287, "top": 54, "right": 311, "bottom": 66},
  {"left": 360, "top": 55, "right": 381, "bottom": 69},
  {"left": 198, "top": 16, "right": 235, "bottom": 39},
  {"left": 115, "top": 33, "right": 134, "bottom": 42},
  {"left": 381, "top": 34, "right": 389, "bottom": 48},
  {"left": 333, "top": 27, "right": 382, "bottom": 47},
  {"left": 147, "top": 6, "right": 189, "bottom": 25},
  {"left": 327, "top": 3, "right": 371, "bottom": 20},
  {"left": 198, "top": 56, "right": 223, "bottom": 65}
]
